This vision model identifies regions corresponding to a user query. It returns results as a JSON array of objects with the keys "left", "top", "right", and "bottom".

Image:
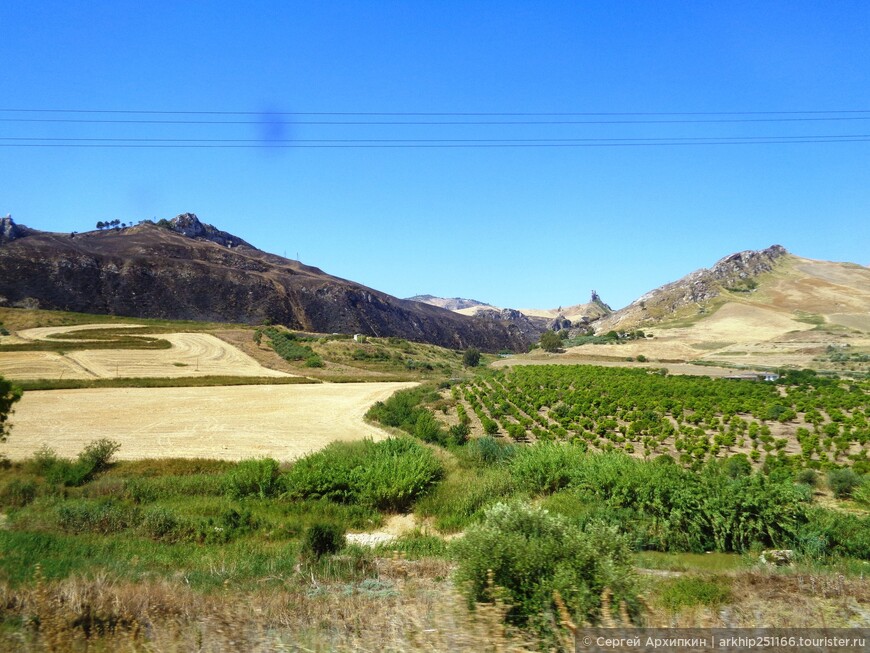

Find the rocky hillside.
[
  {"left": 596, "top": 245, "right": 789, "bottom": 332},
  {"left": 414, "top": 290, "right": 614, "bottom": 339},
  {"left": 0, "top": 214, "right": 531, "bottom": 352},
  {"left": 407, "top": 295, "right": 491, "bottom": 311}
]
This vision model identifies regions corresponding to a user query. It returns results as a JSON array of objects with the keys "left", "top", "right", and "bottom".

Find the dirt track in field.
[{"left": 3, "top": 382, "right": 416, "bottom": 462}]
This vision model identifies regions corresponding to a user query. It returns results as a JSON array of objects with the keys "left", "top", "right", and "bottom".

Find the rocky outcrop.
[
  {"left": 0, "top": 217, "right": 530, "bottom": 352},
  {"left": 165, "top": 213, "right": 254, "bottom": 249},
  {"left": 0, "top": 215, "right": 28, "bottom": 245}
]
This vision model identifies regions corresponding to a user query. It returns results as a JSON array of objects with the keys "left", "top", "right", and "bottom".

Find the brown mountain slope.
[
  {"left": 0, "top": 214, "right": 530, "bottom": 352},
  {"left": 596, "top": 245, "right": 870, "bottom": 335},
  {"left": 574, "top": 247, "right": 870, "bottom": 373}
]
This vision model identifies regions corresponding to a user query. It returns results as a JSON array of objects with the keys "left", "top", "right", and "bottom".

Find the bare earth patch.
[{"left": 3, "top": 382, "right": 416, "bottom": 461}]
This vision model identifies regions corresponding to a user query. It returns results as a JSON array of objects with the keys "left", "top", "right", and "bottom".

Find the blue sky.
[{"left": 2, "top": 1, "right": 868, "bottom": 310}]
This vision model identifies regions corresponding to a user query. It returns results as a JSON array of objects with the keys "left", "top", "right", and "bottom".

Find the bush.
[
  {"left": 463, "top": 348, "right": 481, "bottom": 367},
  {"left": 539, "top": 331, "right": 562, "bottom": 353},
  {"left": 78, "top": 439, "right": 121, "bottom": 475},
  {"left": 0, "top": 478, "right": 37, "bottom": 508},
  {"left": 465, "top": 435, "right": 516, "bottom": 466},
  {"left": 366, "top": 386, "right": 439, "bottom": 435},
  {"left": 828, "top": 468, "right": 862, "bottom": 499},
  {"left": 796, "top": 469, "right": 818, "bottom": 487},
  {"left": 223, "top": 458, "right": 282, "bottom": 499},
  {"left": 452, "top": 502, "right": 638, "bottom": 636},
  {"left": 510, "top": 443, "right": 587, "bottom": 494},
  {"left": 141, "top": 506, "right": 182, "bottom": 540},
  {"left": 26, "top": 440, "right": 120, "bottom": 487},
  {"left": 801, "top": 508, "right": 870, "bottom": 559},
  {"left": 283, "top": 437, "right": 443, "bottom": 511},
  {"left": 302, "top": 522, "right": 346, "bottom": 559},
  {"left": 57, "top": 499, "right": 140, "bottom": 534},
  {"left": 415, "top": 466, "right": 517, "bottom": 531},
  {"left": 447, "top": 422, "right": 470, "bottom": 446},
  {"left": 657, "top": 577, "right": 732, "bottom": 612}
]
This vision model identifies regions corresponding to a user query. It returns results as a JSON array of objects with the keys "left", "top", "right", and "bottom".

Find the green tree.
[
  {"left": 463, "top": 347, "right": 481, "bottom": 367},
  {"left": 0, "top": 376, "right": 22, "bottom": 443},
  {"left": 539, "top": 330, "right": 562, "bottom": 352}
]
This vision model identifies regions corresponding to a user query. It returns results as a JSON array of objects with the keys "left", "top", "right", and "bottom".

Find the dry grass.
[
  {"left": 4, "top": 565, "right": 867, "bottom": 651},
  {"left": 641, "top": 569, "right": 870, "bottom": 629},
  {"left": 0, "top": 560, "right": 540, "bottom": 653}
]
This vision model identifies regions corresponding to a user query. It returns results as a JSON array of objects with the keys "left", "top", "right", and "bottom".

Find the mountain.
[
  {"left": 595, "top": 245, "right": 792, "bottom": 332},
  {"left": 0, "top": 214, "right": 531, "bottom": 352},
  {"left": 406, "top": 295, "right": 491, "bottom": 311},
  {"left": 413, "top": 291, "right": 614, "bottom": 336},
  {"left": 581, "top": 245, "right": 870, "bottom": 372}
]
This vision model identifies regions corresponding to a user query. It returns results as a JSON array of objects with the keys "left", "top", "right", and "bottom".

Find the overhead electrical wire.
[{"left": 1, "top": 108, "right": 868, "bottom": 148}]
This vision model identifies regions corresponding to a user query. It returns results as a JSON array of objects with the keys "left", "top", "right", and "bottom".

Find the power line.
[
  {"left": 2, "top": 108, "right": 869, "bottom": 116},
  {"left": 3, "top": 138, "right": 869, "bottom": 148},
  {"left": 2, "top": 134, "right": 869, "bottom": 144},
  {"left": 3, "top": 117, "right": 870, "bottom": 125}
]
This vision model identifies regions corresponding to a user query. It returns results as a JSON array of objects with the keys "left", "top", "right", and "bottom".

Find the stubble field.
[{"left": 5, "top": 381, "right": 416, "bottom": 461}]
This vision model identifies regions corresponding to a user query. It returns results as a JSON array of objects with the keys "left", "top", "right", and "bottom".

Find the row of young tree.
[{"left": 452, "top": 365, "right": 870, "bottom": 471}]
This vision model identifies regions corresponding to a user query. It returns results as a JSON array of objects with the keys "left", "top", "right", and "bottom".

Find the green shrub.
[
  {"left": 796, "top": 469, "right": 819, "bottom": 487},
  {"left": 0, "top": 478, "right": 37, "bottom": 508},
  {"left": 465, "top": 436, "right": 516, "bottom": 466},
  {"left": 828, "top": 468, "right": 862, "bottom": 499},
  {"left": 196, "top": 507, "right": 260, "bottom": 543},
  {"left": 447, "top": 423, "right": 470, "bottom": 446},
  {"left": 302, "top": 522, "right": 346, "bottom": 559},
  {"left": 510, "top": 443, "right": 587, "bottom": 494},
  {"left": 800, "top": 508, "right": 870, "bottom": 559},
  {"left": 224, "top": 458, "right": 282, "bottom": 499},
  {"left": 78, "top": 439, "right": 121, "bottom": 474},
  {"left": 413, "top": 411, "right": 446, "bottom": 445},
  {"left": 415, "top": 466, "right": 517, "bottom": 531},
  {"left": 453, "top": 502, "right": 638, "bottom": 636},
  {"left": 57, "top": 499, "right": 140, "bottom": 534},
  {"left": 140, "top": 506, "right": 182, "bottom": 540},
  {"left": 853, "top": 478, "right": 870, "bottom": 507},
  {"left": 29, "top": 440, "right": 121, "bottom": 487},
  {"left": 463, "top": 348, "right": 481, "bottom": 367},
  {"left": 657, "top": 577, "right": 732, "bottom": 612},
  {"left": 283, "top": 437, "right": 443, "bottom": 511},
  {"left": 366, "top": 386, "right": 442, "bottom": 438}
]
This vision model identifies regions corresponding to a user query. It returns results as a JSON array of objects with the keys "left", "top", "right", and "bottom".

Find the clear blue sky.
[{"left": 2, "top": 1, "right": 868, "bottom": 310}]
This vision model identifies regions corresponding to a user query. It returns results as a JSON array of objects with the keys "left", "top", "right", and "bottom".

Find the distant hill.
[
  {"left": 407, "top": 295, "right": 491, "bottom": 311},
  {"left": 413, "top": 291, "right": 614, "bottom": 335},
  {"left": 595, "top": 245, "right": 870, "bottom": 335},
  {"left": 578, "top": 245, "right": 870, "bottom": 373},
  {"left": 0, "top": 214, "right": 531, "bottom": 352}
]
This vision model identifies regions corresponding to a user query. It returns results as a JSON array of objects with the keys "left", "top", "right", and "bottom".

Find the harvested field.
[
  {"left": 1, "top": 324, "right": 293, "bottom": 380},
  {"left": 3, "top": 382, "right": 416, "bottom": 461},
  {"left": 0, "top": 351, "right": 94, "bottom": 380}
]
